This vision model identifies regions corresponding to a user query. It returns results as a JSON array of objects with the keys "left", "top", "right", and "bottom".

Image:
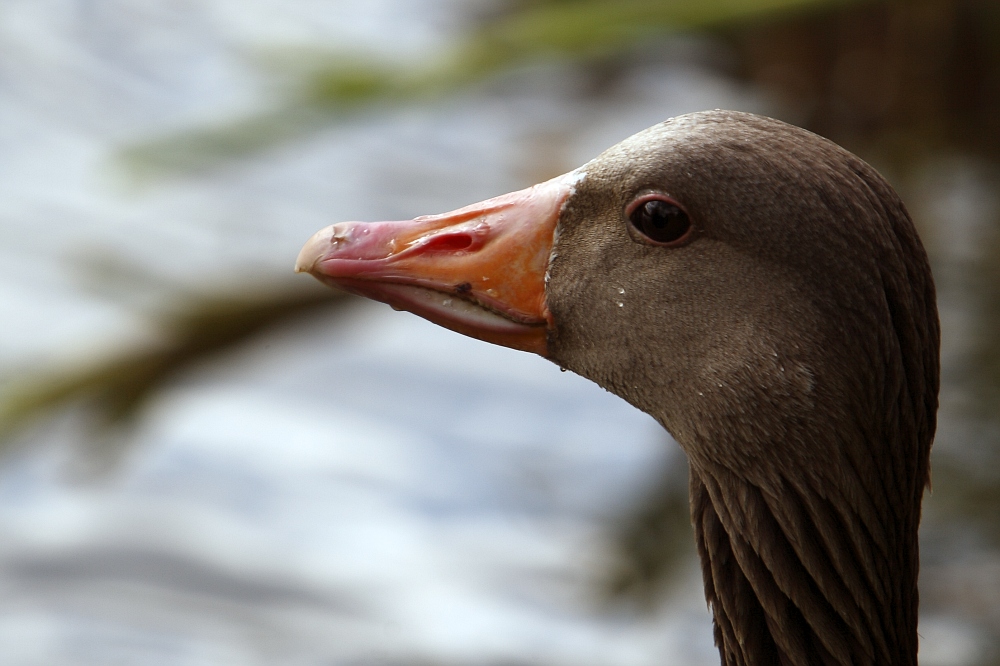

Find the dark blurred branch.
[
  {"left": 0, "top": 284, "right": 350, "bottom": 445},
  {"left": 728, "top": 0, "right": 1000, "bottom": 165}
]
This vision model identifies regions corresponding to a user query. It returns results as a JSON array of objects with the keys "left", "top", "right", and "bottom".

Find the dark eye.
[{"left": 627, "top": 195, "right": 692, "bottom": 245}]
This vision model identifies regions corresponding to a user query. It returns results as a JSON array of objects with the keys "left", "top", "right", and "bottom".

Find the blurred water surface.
[{"left": 0, "top": 1, "right": 996, "bottom": 665}]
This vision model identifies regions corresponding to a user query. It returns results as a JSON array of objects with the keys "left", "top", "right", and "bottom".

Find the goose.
[{"left": 296, "top": 110, "right": 939, "bottom": 666}]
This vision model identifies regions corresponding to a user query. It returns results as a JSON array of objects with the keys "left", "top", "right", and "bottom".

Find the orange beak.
[{"left": 295, "top": 173, "right": 578, "bottom": 356}]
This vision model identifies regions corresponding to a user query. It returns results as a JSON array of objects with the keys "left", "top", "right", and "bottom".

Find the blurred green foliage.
[{"left": 122, "top": 0, "right": 863, "bottom": 175}]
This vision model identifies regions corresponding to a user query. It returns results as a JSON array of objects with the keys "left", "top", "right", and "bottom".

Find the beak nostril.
[{"left": 421, "top": 233, "right": 474, "bottom": 252}]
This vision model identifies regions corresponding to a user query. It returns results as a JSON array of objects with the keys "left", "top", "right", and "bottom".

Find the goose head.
[{"left": 297, "top": 110, "right": 939, "bottom": 666}]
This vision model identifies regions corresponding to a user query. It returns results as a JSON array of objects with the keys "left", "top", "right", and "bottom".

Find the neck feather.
[
  {"left": 681, "top": 166, "right": 937, "bottom": 666},
  {"left": 688, "top": 440, "right": 920, "bottom": 666}
]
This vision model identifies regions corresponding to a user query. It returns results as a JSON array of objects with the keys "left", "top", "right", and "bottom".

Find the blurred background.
[{"left": 1, "top": 0, "right": 998, "bottom": 664}]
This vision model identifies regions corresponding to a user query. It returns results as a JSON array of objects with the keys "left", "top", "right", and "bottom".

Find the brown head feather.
[{"left": 547, "top": 111, "right": 939, "bottom": 666}]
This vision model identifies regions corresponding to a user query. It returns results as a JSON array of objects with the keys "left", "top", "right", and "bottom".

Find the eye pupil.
[{"left": 630, "top": 198, "right": 691, "bottom": 244}]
